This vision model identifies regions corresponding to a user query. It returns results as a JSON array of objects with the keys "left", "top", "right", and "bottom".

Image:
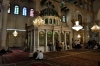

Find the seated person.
[
  {"left": 33, "top": 50, "right": 39, "bottom": 59},
  {"left": 36, "top": 50, "right": 43, "bottom": 60},
  {"left": 0, "top": 47, "right": 6, "bottom": 54}
]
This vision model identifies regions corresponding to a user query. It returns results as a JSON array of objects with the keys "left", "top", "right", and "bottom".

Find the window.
[
  {"left": 62, "top": 15, "right": 66, "bottom": 22},
  {"left": 53, "top": 19, "right": 56, "bottom": 24},
  {"left": 22, "top": 7, "right": 27, "bottom": 16},
  {"left": 14, "top": 5, "right": 19, "bottom": 14},
  {"left": 49, "top": 19, "right": 52, "bottom": 24},
  {"left": 30, "top": 9, "right": 34, "bottom": 17},
  {"left": 45, "top": 19, "right": 48, "bottom": 24},
  {"left": 8, "top": 4, "right": 10, "bottom": 13},
  {"left": 78, "top": 14, "right": 82, "bottom": 25}
]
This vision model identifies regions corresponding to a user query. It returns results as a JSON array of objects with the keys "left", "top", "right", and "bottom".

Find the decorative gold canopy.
[{"left": 91, "top": 23, "right": 100, "bottom": 32}]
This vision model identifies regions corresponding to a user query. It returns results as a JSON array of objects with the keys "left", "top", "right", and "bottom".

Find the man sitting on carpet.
[
  {"left": 33, "top": 50, "right": 39, "bottom": 59},
  {"left": 0, "top": 47, "right": 7, "bottom": 55},
  {"left": 36, "top": 50, "right": 43, "bottom": 60}
]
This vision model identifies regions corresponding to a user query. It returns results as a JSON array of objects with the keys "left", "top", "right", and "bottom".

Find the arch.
[
  {"left": 75, "top": 10, "right": 83, "bottom": 20},
  {"left": 97, "top": 9, "right": 100, "bottom": 20},
  {"left": 78, "top": 14, "right": 82, "bottom": 25}
]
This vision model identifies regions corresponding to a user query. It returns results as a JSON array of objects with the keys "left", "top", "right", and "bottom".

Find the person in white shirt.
[
  {"left": 36, "top": 50, "right": 43, "bottom": 60},
  {"left": 61, "top": 41, "right": 64, "bottom": 50}
]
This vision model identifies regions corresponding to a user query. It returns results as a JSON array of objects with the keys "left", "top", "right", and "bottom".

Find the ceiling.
[{"left": 40, "top": 0, "right": 78, "bottom": 11}]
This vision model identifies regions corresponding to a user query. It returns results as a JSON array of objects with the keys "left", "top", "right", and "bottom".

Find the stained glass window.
[
  {"left": 14, "top": 5, "right": 19, "bottom": 14},
  {"left": 8, "top": 4, "right": 10, "bottom": 13},
  {"left": 30, "top": 9, "right": 34, "bottom": 17},
  {"left": 22, "top": 7, "right": 27, "bottom": 16}
]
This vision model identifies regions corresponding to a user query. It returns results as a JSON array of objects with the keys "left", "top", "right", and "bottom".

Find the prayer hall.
[{"left": 0, "top": 0, "right": 100, "bottom": 66}]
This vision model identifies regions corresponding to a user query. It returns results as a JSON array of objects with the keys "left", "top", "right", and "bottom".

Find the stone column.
[
  {"left": 52, "top": 30, "right": 55, "bottom": 51},
  {"left": 69, "top": 31, "right": 72, "bottom": 49},
  {"left": 28, "top": 31, "right": 30, "bottom": 49},
  {"left": 82, "top": 1, "right": 85, "bottom": 9},
  {"left": 1, "top": 0, "right": 10, "bottom": 48},
  {"left": 58, "top": 30, "right": 61, "bottom": 43},
  {"left": 33, "top": 29, "right": 35, "bottom": 52},
  {"left": 77, "top": 0, "right": 80, "bottom": 7},
  {"left": 30, "top": 29, "right": 33, "bottom": 52},
  {"left": 64, "top": 31, "right": 67, "bottom": 50},
  {"left": 33, "top": 0, "right": 41, "bottom": 17},
  {"left": 35, "top": 28, "right": 39, "bottom": 50},
  {"left": 83, "top": 23, "right": 88, "bottom": 43},
  {"left": 87, "top": 3, "right": 89, "bottom": 11},
  {"left": 44, "top": 29, "right": 47, "bottom": 52}
]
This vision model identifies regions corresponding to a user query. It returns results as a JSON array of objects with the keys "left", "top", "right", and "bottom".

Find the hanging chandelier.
[
  {"left": 12, "top": 30, "right": 18, "bottom": 37},
  {"left": 77, "top": 34, "right": 81, "bottom": 38},
  {"left": 72, "top": 21, "right": 83, "bottom": 31},
  {"left": 33, "top": 16, "right": 45, "bottom": 26},
  {"left": 91, "top": 23, "right": 100, "bottom": 32}
]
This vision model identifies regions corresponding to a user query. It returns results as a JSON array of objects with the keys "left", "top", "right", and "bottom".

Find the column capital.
[{"left": 1, "top": 0, "right": 9, "bottom": 11}]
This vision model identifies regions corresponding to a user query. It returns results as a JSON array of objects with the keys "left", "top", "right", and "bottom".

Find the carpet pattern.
[
  {"left": 0, "top": 50, "right": 31, "bottom": 64},
  {"left": 0, "top": 49, "right": 100, "bottom": 66},
  {"left": 44, "top": 49, "right": 100, "bottom": 66}
]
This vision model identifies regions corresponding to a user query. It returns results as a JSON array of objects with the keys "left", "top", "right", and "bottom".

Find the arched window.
[
  {"left": 45, "top": 19, "right": 48, "bottom": 24},
  {"left": 8, "top": 4, "right": 10, "bottom": 13},
  {"left": 30, "top": 8, "right": 34, "bottom": 17},
  {"left": 14, "top": 5, "right": 19, "bottom": 14},
  {"left": 78, "top": 14, "right": 82, "bottom": 25},
  {"left": 62, "top": 15, "right": 66, "bottom": 22},
  {"left": 49, "top": 19, "right": 52, "bottom": 24},
  {"left": 22, "top": 7, "right": 27, "bottom": 16}
]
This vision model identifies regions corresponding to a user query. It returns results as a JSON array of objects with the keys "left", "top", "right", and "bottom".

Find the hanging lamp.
[
  {"left": 12, "top": 15, "right": 18, "bottom": 37},
  {"left": 12, "top": 30, "right": 18, "bottom": 37},
  {"left": 72, "top": 21, "right": 83, "bottom": 31},
  {"left": 91, "top": 23, "right": 100, "bottom": 32}
]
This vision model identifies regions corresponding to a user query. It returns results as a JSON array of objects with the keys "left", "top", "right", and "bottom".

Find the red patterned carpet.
[
  {"left": 0, "top": 49, "right": 100, "bottom": 66},
  {"left": 0, "top": 50, "right": 30, "bottom": 64}
]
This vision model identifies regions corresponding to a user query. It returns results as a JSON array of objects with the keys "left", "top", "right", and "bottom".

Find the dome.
[{"left": 40, "top": 8, "right": 59, "bottom": 16}]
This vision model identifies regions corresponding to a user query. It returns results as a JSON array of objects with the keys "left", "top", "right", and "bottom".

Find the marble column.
[
  {"left": 44, "top": 29, "right": 47, "bottom": 52},
  {"left": 64, "top": 31, "right": 67, "bottom": 50},
  {"left": 69, "top": 32, "right": 72, "bottom": 49},
  {"left": 33, "top": 29, "right": 35, "bottom": 52},
  {"left": 84, "top": 23, "right": 88, "bottom": 43},
  {"left": 35, "top": 28, "right": 39, "bottom": 50},
  {"left": 52, "top": 30, "right": 55, "bottom": 51},
  {"left": 58, "top": 30, "right": 61, "bottom": 43},
  {"left": 1, "top": 0, "right": 10, "bottom": 48}
]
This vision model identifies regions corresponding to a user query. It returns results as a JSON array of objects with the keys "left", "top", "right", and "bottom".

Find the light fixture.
[
  {"left": 72, "top": 21, "right": 83, "bottom": 31},
  {"left": 91, "top": 23, "right": 100, "bottom": 32},
  {"left": 12, "top": 15, "right": 18, "bottom": 37},
  {"left": 77, "top": 34, "right": 81, "bottom": 38},
  {"left": 33, "top": 16, "right": 45, "bottom": 26},
  {"left": 12, "top": 30, "right": 18, "bottom": 37}
]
